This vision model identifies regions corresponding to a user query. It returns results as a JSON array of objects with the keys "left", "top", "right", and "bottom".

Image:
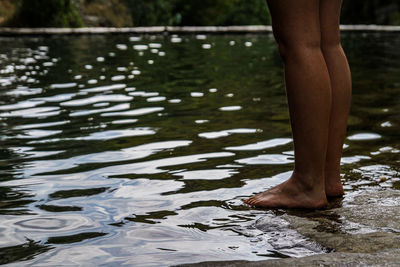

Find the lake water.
[{"left": 0, "top": 32, "right": 399, "bottom": 266}]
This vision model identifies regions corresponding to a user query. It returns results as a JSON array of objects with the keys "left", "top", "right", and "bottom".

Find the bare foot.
[
  {"left": 242, "top": 175, "right": 328, "bottom": 209},
  {"left": 325, "top": 170, "right": 345, "bottom": 197}
]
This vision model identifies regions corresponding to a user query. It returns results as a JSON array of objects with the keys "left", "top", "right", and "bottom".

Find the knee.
[
  {"left": 271, "top": 28, "right": 321, "bottom": 61},
  {"left": 275, "top": 37, "right": 322, "bottom": 62},
  {"left": 321, "top": 36, "right": 341, "bottom": 53}
]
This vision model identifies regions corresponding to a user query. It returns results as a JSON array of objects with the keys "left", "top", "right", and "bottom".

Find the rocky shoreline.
[{"left": 176, "top": 189, "right": 400, "bottom": 266}]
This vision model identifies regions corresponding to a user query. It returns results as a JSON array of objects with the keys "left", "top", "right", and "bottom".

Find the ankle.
[
  {"left": 325, "top": 168, "right": 342, "bottom": 183},
  {"left": 291, "top": 171, "right": 325, "bottom": 192},
  {"left": 325, "top": 164, "right": 341, "bottom": 177}
]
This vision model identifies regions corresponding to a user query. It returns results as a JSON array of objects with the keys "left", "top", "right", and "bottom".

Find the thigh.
[
  {"left": 319, "top": 0, "right": 342, "bottom": 45},
  {"left": 266, "top": 0, "right": 321, "bottom": 47}
]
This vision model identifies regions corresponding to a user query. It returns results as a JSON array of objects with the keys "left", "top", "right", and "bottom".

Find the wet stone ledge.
[
  {"left": 175, "top": 250, "right": 400, "bottom": 267},
  {"left": 1, "top": 25, "right": 400, "bottom": 36},
  {"left": 176, "top": 189, "right": 400, "bottom": 266}
]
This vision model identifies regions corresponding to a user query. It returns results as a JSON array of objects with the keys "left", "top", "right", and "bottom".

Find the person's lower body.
[{"left": 243, "top": 0, "right": 352, "bottom": 209}]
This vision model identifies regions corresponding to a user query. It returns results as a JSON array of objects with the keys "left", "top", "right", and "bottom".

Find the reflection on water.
[{"left": 0, "top": 32, "right": 400, "bottom": 266}]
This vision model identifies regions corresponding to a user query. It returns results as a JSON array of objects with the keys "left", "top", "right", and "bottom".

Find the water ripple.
[
  {"left": 69, "top": 103, "right": 130, "bottom": 117},
  {"left": 0, "top": 106, "right": 60, "bottom": 118},
  {"left": 199, "top": 128, "right": 259, "bottom": 139},
  {"left": 236, "top": 154, "right": 294, "bottom": 165},
  {"left": 1, "top": 33, "right": 400, "bottom": 266},
  {"left": 225, "top": 138, "right": 292, "bottom": 151},
  {"left": 76, "top": 127, "right": 156, "bottom": 141},
  {"left": 101, "top": 107, "right": 164, "bottom": 117},
  {"left": 81, "top": 83, "right": 126, "bottom": 93}
]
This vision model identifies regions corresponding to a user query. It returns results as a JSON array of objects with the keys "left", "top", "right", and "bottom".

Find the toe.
[
  {"left": 249, "top": 199, "right": 257, "bottom": 205},
  {"left": 243, "top": 198, "right": 254, "bottom": 205}
]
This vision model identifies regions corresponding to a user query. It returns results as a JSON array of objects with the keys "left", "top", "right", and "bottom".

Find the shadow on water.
[
  {"left": 0, "top": 32, "right": 399, "bottom": 265},
  {"left": 0, "top": 239, "right": 51, "bottom": 265}
]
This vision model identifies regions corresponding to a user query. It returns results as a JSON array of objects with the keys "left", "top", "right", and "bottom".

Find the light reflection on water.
[{"left": 0, "top": 32, "right": 399, "bottom": 266}]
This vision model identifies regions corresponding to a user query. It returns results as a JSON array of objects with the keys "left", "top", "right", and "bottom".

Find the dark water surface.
[{"left": 0, "top": 32, "right": 399, "bottom": 266}]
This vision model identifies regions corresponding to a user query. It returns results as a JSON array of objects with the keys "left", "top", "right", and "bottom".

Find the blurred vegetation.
[
  {"left": 0, "top": 0, "right": 15, "bottom": 25},
  {"left": 124, "top": 0, "right": 177, "bottom": 26},
  {"left": 5, "top": 0, "right": 83, "bottom": 27},
  {"left": 83, "top": 0, "right": 132, "bottom": 27},
  {"left": 171, "top": 0, "right": 270, "bottom": 26},
  {"left": 341, "top": 0, "right": 400, "bottom": 25},
  {"left": 0, "top": 0, "right": 400, "bottom": 27}
]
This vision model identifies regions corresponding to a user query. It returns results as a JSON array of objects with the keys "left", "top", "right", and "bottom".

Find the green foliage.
[
  {"left": 83, "top": 0, "right": 132, "bottom": 27},
  {"left": 172, "top": 0, "right": 270, "bottom": 26},
  {"left": 172, "top": 0, "right": 234, "bottom": 26},
  {"left": 222, "top": 0, "right": 271, "bottom": 25},
  {"left": 125, "top": 0, "right": 178, "bottom": 26},
  {"left": 3, "top": 0, "right": 400, "bottom": 27},
  {"left": 341, "top": 0, "right": 400, "bottom": 25},
  {"left": 7, "top": 0, "right": 83, "bottom": 27},
  {"left": 388, "top": 11, "right": 400, "bottom": 25},
  {"left": 125, "top": 0, "right": 270, "bottom": 26}
]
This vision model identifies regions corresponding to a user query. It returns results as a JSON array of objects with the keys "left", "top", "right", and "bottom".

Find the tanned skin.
[{"left": 243, "top": 0, "right": 352, "bottom": 209}]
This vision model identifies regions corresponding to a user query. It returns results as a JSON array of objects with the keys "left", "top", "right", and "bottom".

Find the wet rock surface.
[
  {"left": 177, "top": 189, "right": 400, "bottom": 266},
  {"left": 175, "top": 249, "right": 400, "bottom": 267}
]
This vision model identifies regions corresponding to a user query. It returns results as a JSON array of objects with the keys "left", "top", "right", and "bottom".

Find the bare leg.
[
  {"left": 243, "top": 0, "right": 331, "bottom": 209},
  {"left": 320, "top": 0, "right": 352, "bottom": 197}
]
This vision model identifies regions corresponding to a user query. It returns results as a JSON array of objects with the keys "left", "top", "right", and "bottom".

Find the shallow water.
[{"left": 0, "top": 32, "right": 399, "bottom": 266}]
